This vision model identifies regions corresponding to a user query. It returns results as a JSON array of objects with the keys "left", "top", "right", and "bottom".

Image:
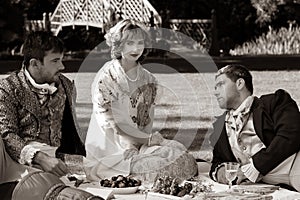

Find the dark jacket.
[
  {"left": 210, "top": 89, "right": 300, "bottom": 179},
  {"left": 0, "top": 70, "right": 86, "bottom": 162}
]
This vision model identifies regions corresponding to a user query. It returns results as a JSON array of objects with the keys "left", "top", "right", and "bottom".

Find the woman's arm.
[{"left": 92, "top": 70, "right": 155, "bottom": 147}]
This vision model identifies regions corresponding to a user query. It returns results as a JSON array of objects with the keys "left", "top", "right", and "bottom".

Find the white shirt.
[{"left": 226, "top": 96, "right": 296, "bottom": 182}]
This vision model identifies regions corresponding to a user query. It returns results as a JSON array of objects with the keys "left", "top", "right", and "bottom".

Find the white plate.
[
  {"left": 100, "top": 186, "right": 139, "bottom": 194},
  {"left": 85, "top": 188, "right": 114, "bottom": 199},
  {"left": 146, "top": 192, "right": 182, "bottom": 200}
]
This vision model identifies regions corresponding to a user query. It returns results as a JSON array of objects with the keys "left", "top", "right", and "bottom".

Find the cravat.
[{"left": 226, "top": 107, "right": 251, "bottom": 164}]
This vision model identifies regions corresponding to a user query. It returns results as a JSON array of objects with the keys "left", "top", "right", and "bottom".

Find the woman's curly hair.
[{"left": 105, "top": 19, "right": 151, "bottom": 62}]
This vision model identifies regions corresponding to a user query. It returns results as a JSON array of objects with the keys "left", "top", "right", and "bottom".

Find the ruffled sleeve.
[{"left": 91, "top": 62, "right": 119, "bottom": 130}]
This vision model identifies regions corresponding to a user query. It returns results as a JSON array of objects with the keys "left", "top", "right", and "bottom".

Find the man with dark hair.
[
  {"left": 0, "top": 31, "right": 102, "bottom": 199},
  {"left": 210, "top": 64, "right": 300, "bottom": 191}
]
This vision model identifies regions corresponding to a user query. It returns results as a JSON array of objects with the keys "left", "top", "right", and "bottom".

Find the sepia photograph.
[{"left": 0, "top": 0, "right": 300, "bottom": 199}]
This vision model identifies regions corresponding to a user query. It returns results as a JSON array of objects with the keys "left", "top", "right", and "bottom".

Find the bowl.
[{"left": 100, "top": 186, "right": 139, "bottom": 194}]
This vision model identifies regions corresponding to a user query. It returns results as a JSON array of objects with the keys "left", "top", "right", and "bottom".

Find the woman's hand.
[
  {"left": 123, "top": 148, "right": 139, "bottom": 160},
  {"left": 148, "top": 131, "right": 164, "bottom": 146}
]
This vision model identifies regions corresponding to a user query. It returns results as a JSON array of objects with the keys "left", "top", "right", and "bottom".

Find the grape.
[
  {"left": 100, "top": 175, "right": 141, "bottom": 188},
  {"left": 151, "top": 176, "right": 213, "bottom": 197}
]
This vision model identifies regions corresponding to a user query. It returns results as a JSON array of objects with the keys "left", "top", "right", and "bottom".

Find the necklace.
[
  {"left": 125, "top": 69, "right": 139, "bottom": 82},
  {"left": 120, "top": 60, "right": 140, "bottom": 82}
]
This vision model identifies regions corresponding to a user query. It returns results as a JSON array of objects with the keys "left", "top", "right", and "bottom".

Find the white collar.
[
  {"left": 231, "top": 96, "right": 254, "bottom": 117},
  {"left": 115, "top": 59, "right": 141, "bottom": 82},
  {"left": 24, "top": 68, "right": 57, "bottom": 94}
]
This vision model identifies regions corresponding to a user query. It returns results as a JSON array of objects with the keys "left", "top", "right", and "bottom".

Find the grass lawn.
[
  {"left": 1, "top": 71, "right": 299, "bottom": 160},
  {"left": 64, "top": 71, "right": 300, "bottom": 160}
]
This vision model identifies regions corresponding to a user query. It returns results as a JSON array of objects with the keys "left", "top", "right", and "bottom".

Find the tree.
[
  {"left": 0, "top": 0, "right": 24, "bottom": 52},
  {"left": 250, "top": 0, "right": 280, "bottom": 27},
  {"left": 0, "top": 0, "right": 67, "bottom": 53},
  {"left": 10, "top": 0, "right": 59, "bottom": 19},
  {"left": 207, "top": 0, "right": 258, "bottom": 54}
]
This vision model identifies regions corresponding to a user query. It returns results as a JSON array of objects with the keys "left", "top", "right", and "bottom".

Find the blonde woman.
[{"left": 84, "top": 19, "right": 197, "bottom": 183}]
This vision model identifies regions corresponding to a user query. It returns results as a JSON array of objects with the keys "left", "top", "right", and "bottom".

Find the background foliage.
[
  {"left": 1, "top": 0, "right": 300, "bottom": 54},
  {"left": 230, "top": 23, "right": 300, "bottom": 55}
]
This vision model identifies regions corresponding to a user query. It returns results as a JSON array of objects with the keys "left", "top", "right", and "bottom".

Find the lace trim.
[
  {"left": 241, "top": 160, "right": 260, "bottom": 182},
  {"left": 24, "top": 68, "right": 57, "bottom": 94},
  {"left": 19, "top": 145, "right": 40, "bottom": 165}
]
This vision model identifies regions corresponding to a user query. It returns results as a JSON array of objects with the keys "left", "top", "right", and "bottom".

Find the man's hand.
[
  {"left": 123, "top": 148, "right": 138, "bottom": 160},
  {"left": 216, "top": 165, "right": 247, "bottom": 185},
  {"left": 216, "top": 165, "right": 228, "bottom": 184},
  {"left": 33, "top": 151, "right": 69, "bottom": 177},
  {"left": 235, "top": 168, "right": 248, "bottom": 184}
]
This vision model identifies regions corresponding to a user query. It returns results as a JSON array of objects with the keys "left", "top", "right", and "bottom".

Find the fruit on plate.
[
  {"left": 152, "top": 176, "right": 193, "bottom": 197},
  {"left": 100, "top": 175, "right": 141, "bottom": 188},
  {"left": 151, "top": 176, "right": 212, "bottom": 197}
]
